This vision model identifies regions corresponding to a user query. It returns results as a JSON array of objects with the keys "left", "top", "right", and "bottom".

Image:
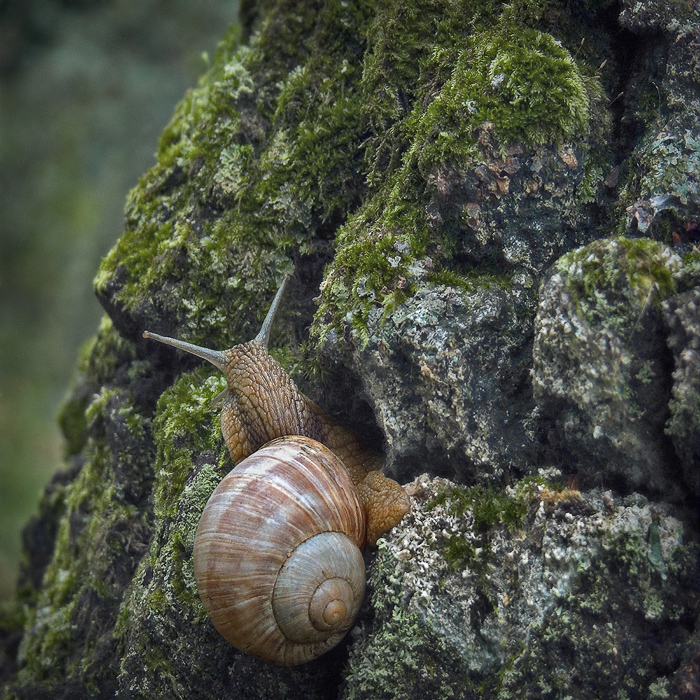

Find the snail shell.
[{"left": 193, "top": 435, "right": 366, "bottom": 666}]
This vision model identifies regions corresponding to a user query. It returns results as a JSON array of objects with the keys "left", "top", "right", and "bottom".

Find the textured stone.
[
  {"left": 344, "top": 474, "right": 699, "bottom": 700},
  {"left": 663, "top": 287, "right": 700, "bottom": 496},
  {"left": 2, "top": 0, "right": 699, "bottom": 698},
  {"left": 340, "top": 281, "right": 539, "bottom": 484},
  {"left": 532, "top": 238, "right": 685, "bottom": 499}
]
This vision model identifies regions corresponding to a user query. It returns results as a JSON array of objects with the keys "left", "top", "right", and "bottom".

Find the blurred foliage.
[{"left": 0, "top": 0, "right": 239, "bottom": 600}]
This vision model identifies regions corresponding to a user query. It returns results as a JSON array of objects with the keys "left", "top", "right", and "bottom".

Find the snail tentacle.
[
  {"left": 254, "top": 274, "right": 290, "bottom": 348},
  {"left": 141, "top": 331, "right": 228, "bottom": 372}
]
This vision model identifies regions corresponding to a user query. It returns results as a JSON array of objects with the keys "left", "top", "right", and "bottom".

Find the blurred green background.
[{"left": 0, "top": 0, "right": 239, "bottom": 600}]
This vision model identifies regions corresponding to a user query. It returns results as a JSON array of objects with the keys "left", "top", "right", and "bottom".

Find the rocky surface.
[
  {"left": 664, "top": 287, "right": 700, "bottom": 496},
  {"left": 533, "top": 238, "right": 685, "bottom": 499},
  {"left": 345, "top": 474, "right": 699, "bottom": 700},
  {"left": 1, "top": 0, "right": 699, "bottom": 698}
]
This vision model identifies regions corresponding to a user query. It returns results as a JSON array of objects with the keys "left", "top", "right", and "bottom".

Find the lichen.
[
  {"left": 352, "top": 475, "right": 697, "bottom": 700},
  {"left": 555, "top": 236, "right": 681, "bottom": 336},
  {"left": 425, "top": 477, "right": 563, "bottom": 573},
  {"left": 343, "top": 541, "right": 472, "bottom": 700},
  {"left": 639, "top": 128, "right": 700, "bottom": 208},
  {"left": 499, "top": 527, "right": 698, "bottom": 699},
  {"left": 532, "top": 236, "right": 691, "bottom": 497}
]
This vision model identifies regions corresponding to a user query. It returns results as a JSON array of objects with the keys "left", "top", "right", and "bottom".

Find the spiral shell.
[{"left": 193, "top": 435, "right": 367, "bottom": 665}]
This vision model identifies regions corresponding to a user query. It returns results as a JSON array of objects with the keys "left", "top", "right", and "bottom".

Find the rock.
[
  {"left": 2, "top": 0, "right": 699, "bottom": 698},
  {"left": 619, "top": 0, "right": 700, "bottom": 240},
  {"left": 664, "top": 287, "right": 700, "bottom": 496},
  {"left": 343, "top": 282, "right": 540, "bottom": 484},
  {"left": 344, "top": 474, "right": 699, "bottom": 700},
  {"left": 532, "top": 237, "right": 686, "bottom": 499}
]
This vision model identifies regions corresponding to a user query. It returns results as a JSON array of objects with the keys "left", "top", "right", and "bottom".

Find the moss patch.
[
  {"left": 556, "top": 236, "right": 681, "bottom": 336},
  {"left": 93, "top": 0, "right": 607, "bottom": 352},
  {"left": 14, "top": 407, "right": 148, "bottom": 688},
  {"left": 425, "top": 477, "right": 551, "bottom": 573},
  {"left": 314, "top": 10, "right": 605, "bottom": 339},
  {"left": 150, "top": 367, "right": 226, "bottom": 521},
  {"left": 405, "top": 26, "right": 590, "bottom": 171},
  {"left": 111, "top": 365, "right": 229, "bottom": 692}
]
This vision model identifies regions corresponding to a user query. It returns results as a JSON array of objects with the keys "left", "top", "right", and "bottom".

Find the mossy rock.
[
  {"left": 532, "top": 237, "right": 692, "bottom": 498},
  {"left": 3, "top": 0, "right": 700, "bottom": 698},
  {"left": 346, "top": 475, "right": 700, "bottom": 700}
]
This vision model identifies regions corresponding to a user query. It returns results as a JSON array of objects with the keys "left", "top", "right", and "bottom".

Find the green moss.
[
  {"left": 9, "top": 301, "right": 161, "bottom": 689},
  {"left": 428, "top": 268, "right": 514, "bottom": 293},
  {"left": 151, "top": 367, "right": 226, "bottom": 521},
  {"left": 265, "top": 59, "right": 366, "bottom": 221},
  {"left": 649, "top": 678, "right": 671, "bottom": 699},
  {"left": 635, "top": 360, "right": 656, "bottom": 385},
  {"left": 312, "top": 177, "right": 434, "bottom": 342},
  {"left": 406, "top": 27, "right": 590, "bottom": 172},
  {"left": 110, "top": 387, "right": 227, "bottom": 692},
  {"left": 666, "top": 384, "right": 700, "bottom": 444},
  {"left": 0, "top": 599, "right": 26, "bottom": 634},
  {"left": 57, "top": 391, "right": 89, "bottom": 457},
  {"left": 85, "top": 316, "right": 138, "bottom": 387},
  {"left": 557, "top": 237, "right": 680, "bottom": 336},
  {"left": 110, "top": 366, "right": 229, "bottom": 639},
  {"left": 93, "top": 0, "right": 606, "bottom": 352},
  {"left": 93, "top": 32, "right": 294, "bottom": 337},
  {"left": 15, "top": 432, "right": 143, "bottom": 686},
  {"left": 93, "top": 1, "right": 376, "bottom": 333},
  {"left": 425, "top": 478, "right": 547, "bottom": 573},
  {"left": 313, "top": 8, "right": 603, "bottom": 339},
  {"left": 358, "top": 0, "right": 594, "bottom": 179},
  {"left": 678, "top": 247, "right": 700, "bottom": 290},
  {"left": 427, "top": 478, "right": 545, "bottom": 529}
]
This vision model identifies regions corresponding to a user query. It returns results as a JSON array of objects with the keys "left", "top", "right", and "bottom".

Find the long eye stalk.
[
  {"left": 255, "top": 274, "right": 290, "bottom": 349},
  {"left": 141, "top": 331, "right": 228, "bottom": 372}
]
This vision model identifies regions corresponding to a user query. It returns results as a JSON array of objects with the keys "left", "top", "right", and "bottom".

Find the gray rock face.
[
  {"left": 345, "top": 282, "right": 539, "bottom": 484},
  {"left": 532, "top": 238, "right": 685, "bottom": 499},
  {"left": 344, "top": 474, "right": 699, "bottom": 700},
  {"left": 421, "top": 130, "right": 603, "bottom": 278},
  {"left": 664, "top": 287, "right": 700, "bottom": 496}
]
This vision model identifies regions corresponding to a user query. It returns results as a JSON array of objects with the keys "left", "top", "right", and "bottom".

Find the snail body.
[{"left": 143, "top": 276, "right": 409, "bottom": 664}]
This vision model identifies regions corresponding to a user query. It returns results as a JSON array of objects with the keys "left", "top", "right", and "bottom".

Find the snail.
[{"left": 143, "top": 276, "right": 409, "bottom": 665}]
